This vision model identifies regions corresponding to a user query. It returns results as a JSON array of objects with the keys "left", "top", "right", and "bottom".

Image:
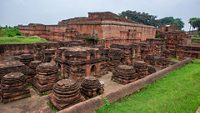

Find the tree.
[
  {"left": 119, "top": 10, "right": 158, "bottom": 27},
  {"left": 119, "top": 10, "right": 184, "bottom": 30},
  {"left": 189, "top": 17, "right": 200, "bottom": 31},
  {"left": 0, "top": 27, "right": 4, "bottom": 37},
  {"left": 157, "top": 17, "right": 184, "bottom": 30}
]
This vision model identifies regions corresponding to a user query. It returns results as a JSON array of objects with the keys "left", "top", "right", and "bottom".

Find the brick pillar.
[
  {"left": 96, "top": 63, "right": 101, "bottom": 73},
  {"left": 85, "top": 64, "right": 90, "bottom": 77},
  {"left": 61, "top": 52, "right": 65, "bottom": 78}
]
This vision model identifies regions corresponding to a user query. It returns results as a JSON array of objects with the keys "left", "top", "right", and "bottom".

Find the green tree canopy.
[
  {"left": 119, "top": 10, "right": 185, "bottom": 30},
  {"left": 119, "top": 10, "right": 158, "bottom": 27},
  {"left": 189, "top": 17, "right": 200, "bottom": 31},
  {"left": 157, "top": 17, "right": 184, "bottom": 30}
]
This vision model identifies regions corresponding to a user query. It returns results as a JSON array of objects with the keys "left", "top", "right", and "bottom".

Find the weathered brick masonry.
[{"left": 19, "top": 12, "right": 156, "bottom": 47}]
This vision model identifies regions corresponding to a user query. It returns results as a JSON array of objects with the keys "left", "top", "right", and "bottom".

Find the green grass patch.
[
  {"left": 192, "top": 36, "right": 200, "bottom": 43},
  {"left": 95, "top": 60, "right": 200, "bottom": 113},
  {"left": 0, "top": 36, "right": 47, "bottom": 44},
  {"left": 47, "top": 101, "right": 58, "bottom": 113}
]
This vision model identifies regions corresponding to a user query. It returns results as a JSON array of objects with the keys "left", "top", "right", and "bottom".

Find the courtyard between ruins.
[{"left": 0, "top": 58, "right": 199, "bottom": 113}]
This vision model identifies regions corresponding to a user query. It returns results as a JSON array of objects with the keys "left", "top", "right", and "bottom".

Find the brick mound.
[
  {"left": 154, "top": 56, "right": 170, "bottom": 68},
  {"left": 145, "top": 55, "right": 170, "bottom": 68},
  {"left": 19, "top": 54, "right": 34, "bottom": 65},
  {"left": 29, "top": 60, "right": 42, "bottom": 70},
  {"left": 108, "top": 48, "right": 124, "bottom": 71},
  {"left": 112, "top": 65, "right": 138, "bottom": 85},
  {"left": 44, "top": 49, "right": 56, "bottom": 62},
  {"left": 32, "top": 63, "right": 58, "bottom": 94},
  {"left": 133, "top": 61, "right": 148, "bottom": 78},
  {"left": 49, "top": 79, "right": 84, "bottom": 110},
  {"left": 21, "top": 66, "right": 35, "bottom": 83},
  {"left": 144, "top": 55, "right": 156, "bottom": 65},
  {"left": 27, "top": 60, "right": 42, "bottom": 83},
  {"left": 81, "top": 76, "right": 104, "bottom": 98},
  {"left": 147, "top": 65, "right": 157, "bottom": 74},
  {"left": 0, "top": 72, "right": 30, "bottom": 103}
]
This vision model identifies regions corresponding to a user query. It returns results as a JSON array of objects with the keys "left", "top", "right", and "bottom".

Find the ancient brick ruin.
[
  {"left": 32, "top": 63, "right": 59, "bottom": 94},
  {"left": 80, "top": 76, "right": 104, "bottom": 98},
  {"left": 157, "top": 25, "right": 200, "bottom": 59},
  {"left": 1, "top": 13, "right": 200, "bottom": 112},
  {"left": 1, "top": 72, "right": 31, "bottom": 103},
  {"left": 55, "top": 46, "right": 108, "bottom": 80},
  {"left": 48, "top": 79, "right": 84, "bottom": 110},
  {"left": 112, "top": 65, "right": 137, "bottom": 85},
  {"left": 19, "top": 12, "right": 156, "bottom": 47}
]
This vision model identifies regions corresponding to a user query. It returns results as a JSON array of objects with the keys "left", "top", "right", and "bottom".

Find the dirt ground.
[
  {"left": 0, "top": 72, "right": 124, "bottom": 113},
  {"left": 0, "top": 87, "right": 50, "bottom": 113}
]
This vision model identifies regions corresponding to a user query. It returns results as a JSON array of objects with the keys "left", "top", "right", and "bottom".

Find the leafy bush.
[
  {"left": 8, "top": 34, "right": 14, "bottom": 37},
  {"left": 85, "top": 36, "right": 100, "bottom": 44},
  {"left": 0, "top": 26, "right": 21, "bottom": 37},
  {"left": 155, "top": 32, "right": 161, "bottom": 38}
]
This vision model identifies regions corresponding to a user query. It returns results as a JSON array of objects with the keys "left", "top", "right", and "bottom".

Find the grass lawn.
[
  {"left": 0, "top": 36, "right": 47, "bottom": 44},
  {"left": 192, "top": 36, "right": 200, "bottom": 43},
  {"left": 95, "top": 60, "right": 200, "bottom": 113}
]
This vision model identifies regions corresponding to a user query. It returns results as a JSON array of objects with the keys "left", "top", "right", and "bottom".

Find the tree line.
[
  {"left": 0, "top": 26, "right": 21, "bottom": 37},
  {"left": 119, "top": 10, "right": 200, "bottom": 31}
]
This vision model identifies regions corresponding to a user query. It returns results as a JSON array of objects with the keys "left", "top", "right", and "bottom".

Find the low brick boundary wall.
[
  {"left": 0, "top": 41, "right": 86, "bottom": 56},
  {"left": 58, "top": 58, "right": 192, "bottom": 113}
]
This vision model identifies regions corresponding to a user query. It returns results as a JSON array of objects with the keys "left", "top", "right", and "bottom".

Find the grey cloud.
[{"left": 0, "top": 0, "right": 200, "bottom": 30}]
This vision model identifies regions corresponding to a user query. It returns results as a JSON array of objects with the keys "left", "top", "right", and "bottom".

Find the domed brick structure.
[
  {"left": 81, "top": 76, "right": 104, "bottom": 98},
  {"left": 147, "top": 65, "right": 156, "bottom": 74},
  {"left": 19, "top": 54, "right": 34, "bottom": 65},
  {"left": 112, "top": 65, "right": 138, "bottom": 84},
  {"left": 26, "top": 60, "right": 42, "bottom": 83},
  {"left": 32, "top": 63, "right": 58, "bottom": 94},
  {"left": 0, "top": 72, "right": 31, "bottom": 103},
  {"left": 43, "top": 48, "right": 56, "bottom": 62},
  {"left": 133, "top": 61, "right": 148, "bottom": 78},
  {"left": 49, "top": 79, "right": 84, "bottom": 110},
  {"left": 29, "top": 60, "right": 42, "bottom": 70}
]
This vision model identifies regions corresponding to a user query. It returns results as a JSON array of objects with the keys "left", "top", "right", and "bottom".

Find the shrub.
[
  {"left": 198, "top": 31, "right": 200, "bottom": 37},
  {"left": 85, "top": 36, "right": 100, "bottom": 44},
  {"left": 155, "top": 32, "right": 161, "bottom": 38},
  {"left": 8, "top": 34, "right": 14, "bottom": 37}
]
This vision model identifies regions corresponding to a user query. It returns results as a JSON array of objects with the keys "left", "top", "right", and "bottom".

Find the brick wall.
[{"left": 19, "top": 12, "right": 156, "bottom": 46}]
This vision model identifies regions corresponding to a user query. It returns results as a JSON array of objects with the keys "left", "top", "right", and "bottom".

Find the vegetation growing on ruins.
[
  {"left": 47, "top": 101, "right": 58, "bottom": 113},
  {"left": 95, "top": 60, "right": 200, "bottom": 113},
  {"left": 192, "top": 36, "right": 200, "bottom": 43},
  {"left": 85, "top": 36, "right": 100, "bottom": 44},
  {"left": 0, "top": 26, "right": 47, "bottom": 44},
  {"left": 0, "top": 36, "right": 47, "bottom": 44}
]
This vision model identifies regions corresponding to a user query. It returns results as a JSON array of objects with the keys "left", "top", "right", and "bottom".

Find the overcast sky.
[{"left": 0, "top": 0, "right": 200, "bottom": 30}]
